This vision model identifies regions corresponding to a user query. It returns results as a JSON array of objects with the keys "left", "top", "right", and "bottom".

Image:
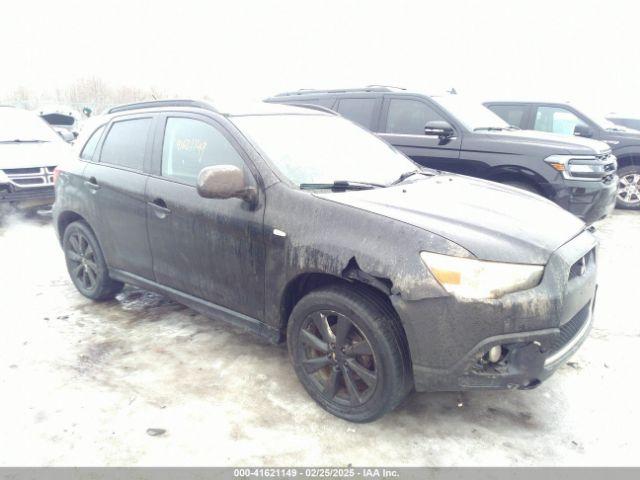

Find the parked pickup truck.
[
  {"left": 485, "top": 100, "right": 640, "bottom": 210},
  {"left": 267, "top": 87, "right": 618, "bottom": 224}
]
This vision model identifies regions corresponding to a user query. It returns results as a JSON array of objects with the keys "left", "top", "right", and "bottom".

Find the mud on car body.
[{"left": 53, "top": 100, "right": 598, "bottom": 422}]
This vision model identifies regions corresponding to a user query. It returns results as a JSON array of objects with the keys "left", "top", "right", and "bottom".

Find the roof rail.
[
  {"left": 293, "top": 103, "right": 339, "bottom": 115},
  {"left": 274, "top": 86, "right": 400, "bottom": 97},
  {"left": 366, "top": 84, "right": 406, "bottom": 91},
  {"left": 107, "top": 99, "right": 217, "bottom": 114}
]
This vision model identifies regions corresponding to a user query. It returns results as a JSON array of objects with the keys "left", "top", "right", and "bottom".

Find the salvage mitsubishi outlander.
[{"left": 53, "top": 100, "right": 597, "bottom": 422}]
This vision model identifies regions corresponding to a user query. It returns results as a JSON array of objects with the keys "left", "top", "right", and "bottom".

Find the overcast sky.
[{"left": 2, "top": 0, "right": 639, "bottom": 114}]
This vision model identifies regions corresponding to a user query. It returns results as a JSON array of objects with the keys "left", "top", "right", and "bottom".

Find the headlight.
[
  {"left": 544, "top": 154, "right": 614, "bottom": 181},
  {"left": 420, "top": 252, "right": 544, "bottom": 300},
  {"left": 0, "top": 170, "right": 10, "bottom": 184}
]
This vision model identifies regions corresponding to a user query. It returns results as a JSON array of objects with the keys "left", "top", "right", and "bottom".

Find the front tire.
[
  {"left": 287, "top": 284, "right": 413, "bottom": 422},
  {"left": 62, "top": 221, "right": 124, "bottom": 301},
  {"left": 616, "top": 165, "right": 640, "bottom": 209}
]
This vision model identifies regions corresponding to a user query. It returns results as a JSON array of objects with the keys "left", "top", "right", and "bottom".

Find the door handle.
[
  {"left": 147, "top": 198, "right": 171, "bottom": 218},
  {"left": 84, "top": 177, "right": 100, "bottom": 191}
]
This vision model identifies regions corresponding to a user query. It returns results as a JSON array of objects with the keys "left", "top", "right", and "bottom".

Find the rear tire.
[
  {"left": 62, "top": 221, "right": 124, "bottom": 301},
  {"left": 616, "top": 165, "right": 640, "bottom": 209},
  {"left": 287, "top": 284, "right": 413, "bottom": 422}
]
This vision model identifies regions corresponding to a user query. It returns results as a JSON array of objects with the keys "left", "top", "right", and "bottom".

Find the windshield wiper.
[
  {"left": 0, "top": 139, "right": 49, "bottom": 144},
  {"left": 299, "top": 180, "right": 385, "bottom": 191},
  {"left": 388, "top": 169, "right": 434, "bottom": 186}
]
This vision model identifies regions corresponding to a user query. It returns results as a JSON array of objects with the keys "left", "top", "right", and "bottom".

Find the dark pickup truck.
[
  {"left": 485, "top": 100, "right": 639, "bottom": 210},
  {"left": 267, "top": 87, "right": 618, "bottom": 224}
]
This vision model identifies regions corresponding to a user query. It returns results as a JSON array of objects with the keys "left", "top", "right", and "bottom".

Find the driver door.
[
  {"left": 377, "top": 96, "right": 462, "bottom": 172},
  {"left": 146, "top": 113, "right": 265, "bottom": 320}
]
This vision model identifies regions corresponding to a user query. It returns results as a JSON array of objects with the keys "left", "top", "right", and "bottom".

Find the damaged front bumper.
[{"left": 393, "top": 230, "right": 598, "bottom": 392}]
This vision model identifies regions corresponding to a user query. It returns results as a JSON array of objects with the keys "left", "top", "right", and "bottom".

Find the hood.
[
  {"left": 0, "top": 141, "right": 71, "bottom": 170},
  {"left": 476, "top": 129, "right": 611, "bottom": 155},
  {"left": 602, "top": 128, "right": 640, "bottom": 142},
  {"left": 319, "top": 174, "right": 585, "bottom": 265}
]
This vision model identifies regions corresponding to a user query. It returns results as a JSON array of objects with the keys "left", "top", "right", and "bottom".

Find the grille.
[
  {"left": 3, "top": 167, "right": 41, "bottom": 175},
  {"left": 13, "top": 178, "right": 45, "bottom": 186},
  {"left": 1, "top": 166, "right": 56, "bottom": 189},
  {"left": 569, "top": 248, "right": 596, "bottom": 280},
  {"left": 549, "top": 302, "right": 591, "bottom": 354}
]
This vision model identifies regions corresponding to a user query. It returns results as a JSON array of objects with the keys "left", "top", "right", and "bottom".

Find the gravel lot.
[{"left": 0, "top": 210, "right": 638, "bottom": 466}]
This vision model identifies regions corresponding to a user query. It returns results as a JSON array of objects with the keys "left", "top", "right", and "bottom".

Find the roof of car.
[
  {"left": 104, "top": 99, "right": 330, "bottom": 118},
  {"left": 269, "top": 86, "right": 450, "bottom": 99},
  {"left": 484, "top": 99, "right": 573, "bottom": 105}
]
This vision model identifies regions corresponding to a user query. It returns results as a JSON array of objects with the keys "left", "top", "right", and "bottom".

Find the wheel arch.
[
  {"left": 616, "top": 153, "right": 640, "bottom": 168},
  {"left": 56, "top": 210, "right": 86, "bottom": 244},
  {"left": 485, "top": 165, "right": 548, "bottom": 196},
  {"left": 279, "top": 267, "right": 401, "bottom": 337}
]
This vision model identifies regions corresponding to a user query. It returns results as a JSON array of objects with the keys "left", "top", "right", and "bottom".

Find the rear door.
[
  {"left": 145, "top": 113, "right": 265, "bottom": 320},
  {"left": 377, "top": 96, "right": 462, "bottom": 172},
  {"left": 83, "top": 114, "right": 156, "bottom": 279}
]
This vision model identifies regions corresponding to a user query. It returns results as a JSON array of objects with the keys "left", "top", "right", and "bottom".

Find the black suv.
[
  {"left": 54, "top": 100, "right": 597, "bottom": 422},
  {"left": 267, "top": 87, "right": 617, "bottom": 224},
  {"left": 485, "top": 100, "right": 640, "bottom": 210}
]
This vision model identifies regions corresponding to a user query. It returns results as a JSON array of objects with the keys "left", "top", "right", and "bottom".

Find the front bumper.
[
  {"left": 393, "top": 230, "right": 598, "bottom": 392},
  {"left": 552, "top": 175, "right": 617, "bottom": 224}
]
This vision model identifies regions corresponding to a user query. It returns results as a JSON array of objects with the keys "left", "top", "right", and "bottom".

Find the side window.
[
  {"left": 534, "top": 107, "right": 587, "bottom": 136},
  {"left": 386, "top": 99, "right": 445, "bottom": 135},
  {"left": 100, "top": 118, "right": 151, "bottom": 170},
  {"left": 336, "top": 98, "right": 377, "bottom": 129},
  {"left": 79, "top": 125, "right": 105, "bottom": 161},
  {"left": 161, "top": 117, "right": 245, "bottom": 184},
  {"left": 487, "top": 105, "right": 528, "bottom": 128}
]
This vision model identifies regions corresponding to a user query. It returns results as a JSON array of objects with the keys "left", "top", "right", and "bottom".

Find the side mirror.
[
  {"left": 82, "top": 106, "right": 93, "bottom": 117},
  {"left": 425, "top": 120, "right": 455, "bottom": 139},
  {"left": 574, "top": 124, "right": 593, "bottom": 138},
  {"left": 57, "top": 129, "right": 75, "bottom": 143},
  {"left": 196, "top": 165, "right": 257, "bottom": 204}
]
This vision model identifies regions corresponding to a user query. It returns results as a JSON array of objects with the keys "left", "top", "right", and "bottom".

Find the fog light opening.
[{"left": 486, "top": 345, "right": 502, "bottom": 363}]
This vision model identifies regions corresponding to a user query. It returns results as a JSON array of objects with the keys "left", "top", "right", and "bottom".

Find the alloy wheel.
[
  {"left": 618, "top": 173, "right": 640, "bottom": 206},
  {"left": 298, "top": 310, "right": 378, "bottom": 407},
  {"left": 66, "top": 231, "right": 99, "bottom": 291}
]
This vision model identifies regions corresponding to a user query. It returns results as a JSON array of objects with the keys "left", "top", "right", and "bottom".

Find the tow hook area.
[{"left": 473, "top": 341, "right": 546, "bottom": 389}]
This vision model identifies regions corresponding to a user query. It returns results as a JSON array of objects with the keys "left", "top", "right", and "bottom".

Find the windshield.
[
  {"left": 232, "top": 114, "right": 417, "bottom": 187},
  {"left": 0, "top": 108, "right": 61, "bottom": 143},
  {"left": 432, "top": 95, "right": 510, "bottom": 131}
]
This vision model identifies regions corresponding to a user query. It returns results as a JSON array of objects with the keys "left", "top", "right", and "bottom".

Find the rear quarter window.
[
  {"left": 487, "top": 104, "right": 528, "bottom": 128},
  {"left": 79, "top": 125, "right": 105, "bottom": 161},
  {"left": 336, "top": 98, "right": 377, "bottom": 129}
]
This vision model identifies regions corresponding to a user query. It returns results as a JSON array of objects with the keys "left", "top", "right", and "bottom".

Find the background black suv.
[
  {"left": 267, "top": 87, "right": 618, "bottom": 224},
  {"left": 485, "top": 100, "right": 640, "bottom": 210}
]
